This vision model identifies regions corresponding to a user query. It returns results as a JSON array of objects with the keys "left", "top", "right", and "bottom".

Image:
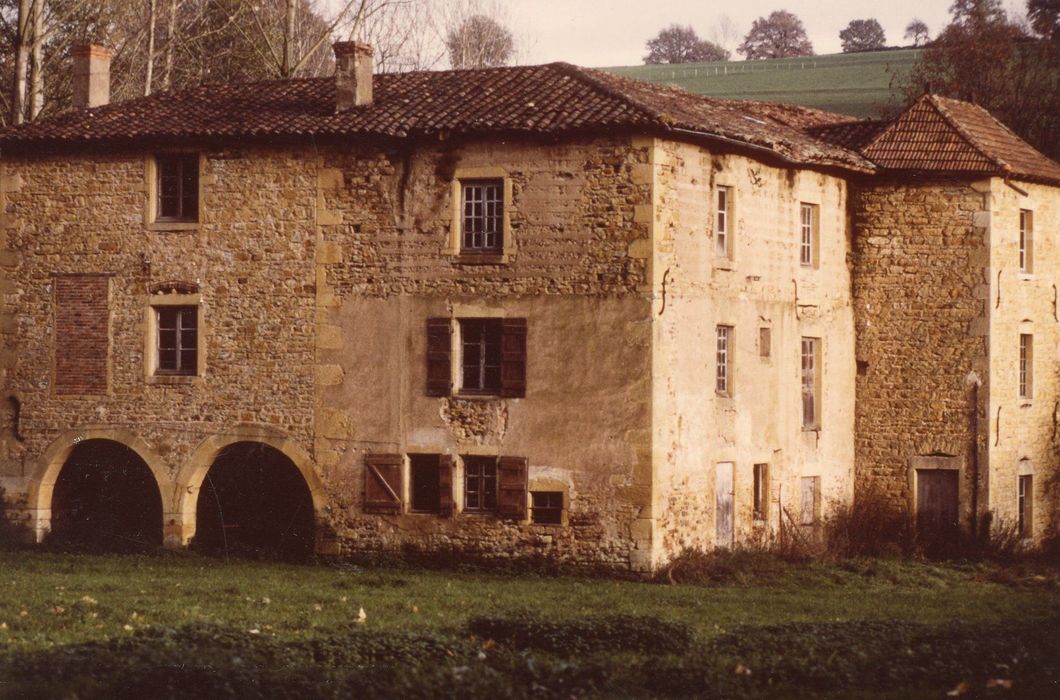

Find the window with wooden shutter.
[
  {"left": 426, "top": 318, "right": 452, "bottom": 397},
  {"left": 497, "top": 456, "right": 528, "bottom": 520},
  {"left": 500, "top": 318, "right": 527, "bottom": 398},
  {"left": 363, "top": 453, "right": 403, "bottom": 514},
  {"left": 439, "top": 454, "right": 455, "bottom": 518}
]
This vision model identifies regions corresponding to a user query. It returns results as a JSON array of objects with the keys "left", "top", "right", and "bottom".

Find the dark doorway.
[
  {"left": 50, "top": 440, "right": 163, "bottom": 552},
  {"left": 193, "top": 442, "right": 314, "bottom": 560},
  {"left": 916, "top": 469, "right": 960, "bottom": 555}
]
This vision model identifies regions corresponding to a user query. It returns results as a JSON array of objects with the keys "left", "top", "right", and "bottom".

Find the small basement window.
[
  {"left": 156, "top": 154, "right": 199, "bottom": 222},
  {"left": 531, "top": 491, "right": 564, "bottom": 525}
]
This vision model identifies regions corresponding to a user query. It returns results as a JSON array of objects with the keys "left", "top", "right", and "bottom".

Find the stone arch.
[
  {"left": 175, "top": 425, "right": 325, "bottom": 550},
  {"left": 27, "top": 427, "right": 172, "bottom": 544}
]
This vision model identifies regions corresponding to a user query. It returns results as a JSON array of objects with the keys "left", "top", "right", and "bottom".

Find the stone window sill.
[
  {"left": 1017, "top": 272, "right": 1034, "bottom": 281},
  {"left": 146, "top": 375, "right": 202, "bottom": 386},
  {"left": 147, "top": 221, "right": 200, "bottom": 232},
  {"left": 453, "top": 253, "right": 508, "bottom": 265},
  {"left": 455, "top": 391, "right": 503, "bottom": 402}
]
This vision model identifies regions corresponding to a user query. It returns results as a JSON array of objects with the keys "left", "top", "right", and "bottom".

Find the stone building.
[{"left": 0, "top": 44, "right": 1055, "bottom": 570}]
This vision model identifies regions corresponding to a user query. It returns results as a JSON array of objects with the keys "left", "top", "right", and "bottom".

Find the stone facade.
[
  {"left": 0, "top": 92, "right": 1057, "bottom": 569},
  {"left": 854, "top": 178, "right": 1059, "bottom": 541}
]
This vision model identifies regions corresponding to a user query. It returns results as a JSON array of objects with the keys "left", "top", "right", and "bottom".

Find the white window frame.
[
  {"left": 1019, "top": 333, "right": 1032, "bottom": 399},
  {"left": 716, "top": 186, "right": 733, "bottom": 259},
  {"left": 1019, "top": 209, "right": 1033, "bottom": 274},
  {"left": 801, "top": 337, "right": 820, "bottom": 429},
  {"left": 799, "top": 203, "right": 819, "bottom": 268},
  {"left": 716, "top": 325, "right": 733, "bottom": 396},
  {"left": 752, "top": 463, "right": 769, "bottom": 523},
  {"left": 1017, "top": 473, "right": 1033, "bottom": 538}
]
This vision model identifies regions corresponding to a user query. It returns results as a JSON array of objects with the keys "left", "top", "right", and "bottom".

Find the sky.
[{"left": 501, "top": 0, "right": 1017, "bottom": 66}]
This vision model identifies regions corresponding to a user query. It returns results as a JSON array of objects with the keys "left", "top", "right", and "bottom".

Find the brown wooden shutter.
[
  {"left": 426, "top": 318, "right": 452, "bottom": 397},
  {"left": 54, "top": 275, "right": 110, "bottom": 395},
  {"left": 438, "top": 454, "right": 455, "bottom": 518},
  {"left": 363, "top": 453, "right": 403, "bottom": 514},
  {"left": 497, "top": 456, "right": 528, "bottom": 520},
  {"left": 500, "top": 318, "right": 527, "bottom": 398}
]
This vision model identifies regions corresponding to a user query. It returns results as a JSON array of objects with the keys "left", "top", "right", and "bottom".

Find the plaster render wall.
[
  {"left": 313, "top": 135, "right": 656, "bottom": 569},
  {"left": 985, "top": 180, "right": 1060, "bottom": 540},
  {"left": 853, "top": 180, "right": 992, "bottom": 521},
  {"left": 648, "top": 138, "right": 855, "bottom": 557}
]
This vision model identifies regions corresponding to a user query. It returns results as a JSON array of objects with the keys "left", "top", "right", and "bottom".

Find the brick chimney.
[
  {"left": 71, "top": 45, "right": 112, "bottom": 109},
  {"left": 333, "top": 42, "right": 373, "bottom": 111}
]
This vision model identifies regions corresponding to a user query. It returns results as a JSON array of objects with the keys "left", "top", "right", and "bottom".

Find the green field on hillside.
[{"left": 602, "top": 49, "right": 925, "bottom": 119}]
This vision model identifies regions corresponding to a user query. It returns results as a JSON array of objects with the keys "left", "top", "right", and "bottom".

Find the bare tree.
[
  {"left": 144, "top": 0, "right": 156, "bottom": 95},
  {"left": 709, "top": 14, "right": 740, "bottom": 57},
  {"left": 904, "top": 18, "right": 931, "bottom": 45},
  {"left": 11, "top": 0, "right": 30, "bottom": 124}
]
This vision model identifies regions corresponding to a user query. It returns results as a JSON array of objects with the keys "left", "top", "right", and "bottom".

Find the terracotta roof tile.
[
  {"left": 812, "top": 94, "right": 1060, "bottom": 185},
  {"left": 0, "top": 62, "right": 873, "bottom": 173}
]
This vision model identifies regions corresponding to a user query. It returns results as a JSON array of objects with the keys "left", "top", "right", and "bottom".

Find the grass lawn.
[{"left": 0, "top": 550, "right": 1057, "bottom": 698}]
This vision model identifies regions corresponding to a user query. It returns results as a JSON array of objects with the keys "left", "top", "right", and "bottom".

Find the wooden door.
[
  {"left": 916, "top": 469, "right": 959, "bottom": 551},
  {"left": 715, "top": 462, "right": 734, "bottom": 548}
]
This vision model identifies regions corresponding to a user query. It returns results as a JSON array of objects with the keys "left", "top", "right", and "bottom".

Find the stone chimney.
[
  {"left": 71, "top": 45, "right": 112, "bottom": 109},
  {"left": 333, "top": 42, "right": 373, "bottom": 111}
]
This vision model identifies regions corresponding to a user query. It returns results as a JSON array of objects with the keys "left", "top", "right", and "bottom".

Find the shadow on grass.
[{"left": 0, "top": 613, "right": 1056, "bottom": 700}]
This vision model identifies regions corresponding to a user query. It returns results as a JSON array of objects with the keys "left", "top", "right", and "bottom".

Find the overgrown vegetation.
[{"left": 0, "top": 550, "right": 1056, "bottom": 698}]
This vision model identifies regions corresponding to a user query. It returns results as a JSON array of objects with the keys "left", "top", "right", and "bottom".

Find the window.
[
  {"left": 410, "top": 455, "right": 441, "bottom": 513},
  {"left": 155, "top": 154, "right": 199, "bottom": 222},
  {"left": 716, "top": 325, "right": 732, "bottom": 395},
  {"left": 461, "top": 180, "right": 503, "bottom": 254},
  {"left": 1018, "top": 474, "right": 1033, "bottom": 538},
  {"left": 801, "top": 337, "right": 820, "bottom": 429},
  {"left": 1019, "top": 209, "right": 1033, "bottom": 273},
  {"left": 799, "top": 203, "right": 818, "bottom": 267},
  {"left": 800, "top": 476, "right": 820, "bottom": 526},
  {"left": 155, "top": 306, "right": 197, "bottom": 376},
  {"left": 464, "top": 456, "right": 497, "bottom": 513},
  {"left": 716, "top": 186, "right": 732, "bottom": 258},
  {"left": 759, "top": 327, "right": 771, "bottom": 359},
  {"left": 1019, "top": 333, "right": 1033, "bottom": 399},
  {"left": 460, "top": 319, "right": 502, "bottom": 394},
  {"left": 531, "top": 491, "right": 563, "bottom": 525},
  {"left": 753, "top": 464, "right": 769, "bottom": 523},
  {"left": 427, "top": 318, "right": 526, "bottom": 398}
]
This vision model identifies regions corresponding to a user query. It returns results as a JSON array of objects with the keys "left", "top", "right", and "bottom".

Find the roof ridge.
[
  {"left": 554, "top": 64, "right": 667, "bottom": 128},
  {"left": 926, "top": 95, "right": 1011, "bottom": 174}
]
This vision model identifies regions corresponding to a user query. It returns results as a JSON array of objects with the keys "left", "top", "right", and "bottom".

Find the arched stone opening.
[
  {"left": 192, "top": 441, "right": 315, "bottom": 560},
  {"left": 49, "top": 439, "right": 164, "bottom": 551}
]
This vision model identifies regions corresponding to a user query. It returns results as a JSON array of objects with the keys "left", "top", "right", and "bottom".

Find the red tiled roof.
[
  {"left": 813, "top": 95, "right": 1060, "bottom": 185},
  {"left": 0, "top": 62, "right": 873, "bottom": 173}
]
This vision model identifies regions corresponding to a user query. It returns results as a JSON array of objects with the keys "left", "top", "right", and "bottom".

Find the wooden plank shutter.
[
  {"left": 438, "top": 454, "right": 455, "bottom": 518},
  {"left": 500, "top": 318, "right": 527, "bottom": 398},
  {"left": 364, "top": 453, "right": 403, "bottom": 514},
  {"left": 426, "top": 318, "right": 452, "bottom": 397},
  {"left": 497, "top": 456, "right": 528, "bottom": 520}
]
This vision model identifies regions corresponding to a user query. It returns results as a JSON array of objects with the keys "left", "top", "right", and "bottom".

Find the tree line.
[
  {"left": 642, "top": 1, "right": 1057, "bottom": 160},
  {"left": 0, "top": 0, "right": 520, "bottom": 126}
]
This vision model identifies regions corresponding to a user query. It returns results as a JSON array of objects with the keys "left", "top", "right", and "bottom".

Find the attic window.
[{"left": 156, "top": 154, "right": 199, "bottom": 222}]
